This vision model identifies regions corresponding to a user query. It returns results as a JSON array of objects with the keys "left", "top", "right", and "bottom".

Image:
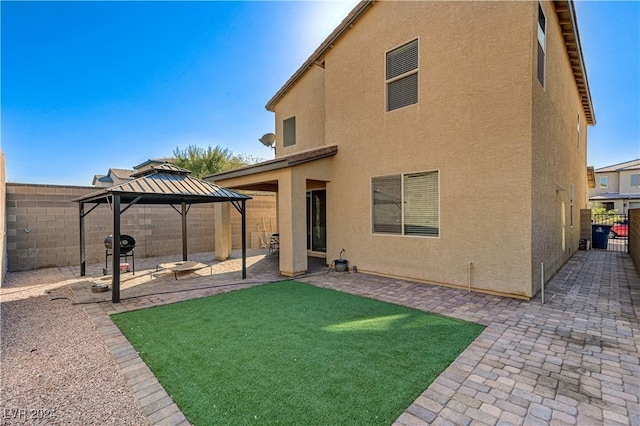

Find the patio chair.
[{"left": 269, "top": 233, "right": 279, "bottom": 255}]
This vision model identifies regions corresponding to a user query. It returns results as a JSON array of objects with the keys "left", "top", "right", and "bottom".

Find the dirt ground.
[{"left": 1, "top": 268, "right": 147, "bottom": 425}]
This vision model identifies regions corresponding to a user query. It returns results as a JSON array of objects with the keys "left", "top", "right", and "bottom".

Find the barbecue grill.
[{"left": 104, "top": 234, "right": 135, "bottom": 275}]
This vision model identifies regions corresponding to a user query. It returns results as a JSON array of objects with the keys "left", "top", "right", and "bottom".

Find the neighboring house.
[
  {"left": 92, "top": 168, "right": 134, "bottom": 188},
  {"left": 92, "top": 159, "right": 173, "bottom": 187},
  {"left": 589, "top": 159, "right": 640, "bottom": 214},
  {"left": 208, "top": 0, "right": 595, "bottom": 299},
  {"left": 133, "top": 158, "right": 173, "bottom": 173}
]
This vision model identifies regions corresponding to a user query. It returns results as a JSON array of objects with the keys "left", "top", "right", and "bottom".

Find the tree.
[
  {"left": 589, "top": 201, "right": 618, "bottom": 224},
  {"left": 172, "top": 145, "right": 261, "bottom": 179}
]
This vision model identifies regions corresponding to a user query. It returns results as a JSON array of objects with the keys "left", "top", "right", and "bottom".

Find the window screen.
[
  {"left": 372, "top": 175, "right": 402, "bottom": 234},
  {"left": 283, "top": 116, "right": 296, "bottom": 147},
  {"left": 386, "top": 39, "right": 418, "bottom": 111},
  {"left": 631, "top": 174, "right": 640, "bottom": 187}
]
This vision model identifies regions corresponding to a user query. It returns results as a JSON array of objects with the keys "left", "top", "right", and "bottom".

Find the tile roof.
[
  {"left": 590, "top": 192, "right": 640, "bottom": 200},
  {"left": 594, "top": 159, "right": 640, "bottom": 173},
  {"left": 108, "top": 168, "right": 135, "bottom": 180}
]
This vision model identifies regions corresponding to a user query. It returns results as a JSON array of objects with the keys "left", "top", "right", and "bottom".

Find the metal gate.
[{"left": 591, "top": 213, "right": 628, "bottom": 252}]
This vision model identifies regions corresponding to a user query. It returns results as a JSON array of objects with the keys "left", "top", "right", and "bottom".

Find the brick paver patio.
[{"left": 70, "top": 249, "right": 639, "bottom": 425}]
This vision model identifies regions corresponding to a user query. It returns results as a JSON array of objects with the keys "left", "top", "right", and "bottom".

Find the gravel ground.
[{"left": 1, "top": 269, "right": 148, "bottom": 425}]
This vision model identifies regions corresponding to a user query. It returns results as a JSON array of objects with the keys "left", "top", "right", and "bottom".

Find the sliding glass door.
[{"left": 306, "top": 190, "right": 326, "bottom": 253}]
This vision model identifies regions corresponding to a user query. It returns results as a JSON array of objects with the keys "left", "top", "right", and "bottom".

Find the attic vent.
[{"left": 386, "top": 39, "right": 418, "bottom": 112}]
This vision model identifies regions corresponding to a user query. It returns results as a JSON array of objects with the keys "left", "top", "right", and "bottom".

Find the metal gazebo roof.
[
  {"left": 73, "top": 165, "right": 252, "bottom": 303},
  {"left": 74, "top": 164, "right": 251, "bottom": 205}
]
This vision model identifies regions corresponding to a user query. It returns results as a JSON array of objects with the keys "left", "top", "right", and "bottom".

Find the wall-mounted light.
[{"left": 24, "top": 228, "right": 31, "bottom": 233}]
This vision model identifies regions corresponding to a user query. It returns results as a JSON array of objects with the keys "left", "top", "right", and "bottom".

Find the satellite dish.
[{"left": 259, "top": 133, "right": 276, "bottom": 148}]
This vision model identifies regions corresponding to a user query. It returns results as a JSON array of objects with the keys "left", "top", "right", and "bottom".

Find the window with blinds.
[
  {"left": 372, "top": 171, "right": 439, "bottom": 237},
  {"left": 283, "top": 116, "right": 296, "bottom": 147},
  {"left": 386, "top": 39, "right": 418, "bottom": 112}
]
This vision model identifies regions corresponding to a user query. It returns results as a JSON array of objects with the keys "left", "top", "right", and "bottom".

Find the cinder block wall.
[
  {"left": 630, "top": 209, "right": 640, "bottom": 275},
  {"left": 0, "top": 151, "right": 6, "bottom": 284},
  {"left": 5, "top": 183, "right": 276, "bottom": 272}
]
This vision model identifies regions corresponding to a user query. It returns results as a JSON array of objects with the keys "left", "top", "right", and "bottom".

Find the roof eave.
[
  {"left": 555, "top": 0, "right": 596, "bottom": 125},
  {"left": 207, "top": 145, "right": 338, "bottom": 182},
  {"left": 266, "top": 1, "right": 596, "bottom": 125},
  {"left": 587, "top": 166, "right": 596, "bottom": 188}
]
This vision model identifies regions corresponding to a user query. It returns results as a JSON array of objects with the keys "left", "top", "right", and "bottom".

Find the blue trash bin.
[{"left": 591, "top": 224, "right": 612, "bottom": 249}]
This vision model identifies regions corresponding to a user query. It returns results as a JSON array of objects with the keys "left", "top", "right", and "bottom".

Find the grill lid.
[{"left": 104, "top": 234, "right": 136, "bottom": 254}]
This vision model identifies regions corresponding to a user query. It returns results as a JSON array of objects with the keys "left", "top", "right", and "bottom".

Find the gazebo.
[{"left": 73, "top": 164, "right": 252, "bottom": 303}]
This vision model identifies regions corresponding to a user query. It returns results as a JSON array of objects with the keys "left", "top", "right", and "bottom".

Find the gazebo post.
[
  {"left": 112, "top": 194, "right": 121, "bottom": 303},
  {"left": 241, "top": 199, "right": 247, "bottom": 279},
  {"left": 182, "top": 202, "right": 188, "bottom": 262},
  {"left": 71, "top": 166, "right": 252, "bottom": 292},
  {"left": 79, "top": 203, "right": 86, "bottom": 277}
]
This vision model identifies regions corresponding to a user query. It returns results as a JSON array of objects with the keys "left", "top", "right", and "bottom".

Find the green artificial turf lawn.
[{"left": 112, "top": 281, "right": 485, "bottom": 425}]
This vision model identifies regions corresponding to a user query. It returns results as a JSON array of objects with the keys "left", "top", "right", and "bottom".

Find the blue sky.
[{"left": 1, "top": 1, "right": 638, "bottom": 185}]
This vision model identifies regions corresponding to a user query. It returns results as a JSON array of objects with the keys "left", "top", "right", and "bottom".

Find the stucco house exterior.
[
  {"left": 589, "top": 159, "right": 640, "bottom": 214},
  {"left": 208, "top": 0, "right": 595, "bottom": 299}
]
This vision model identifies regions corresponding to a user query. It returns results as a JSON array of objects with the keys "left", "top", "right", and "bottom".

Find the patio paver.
[{"left": 71, "top": 249, "right": 640, "bottom": 425}]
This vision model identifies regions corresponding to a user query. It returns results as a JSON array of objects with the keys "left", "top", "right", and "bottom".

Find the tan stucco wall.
[
  {"left": 530, "top": 0, "right": 590, "bottom": 293},
  {"left": 218, "top": 1, "right": 591, "bottom": 298},
  {"left": 275, "top": 65, "right": 325, "bottom": 157},
  {"left": 5, "top": 183, "right": 275, "bottom": 272},
  {"left": 316, "top": 1, "right": 536, "bottom": 297}
]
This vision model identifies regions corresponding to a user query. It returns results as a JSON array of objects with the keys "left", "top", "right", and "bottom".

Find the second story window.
[
  {"left": 631, "top": 174, "right": 640, "bottom": 187},
  {"left": 283, "top": 116, "right": 296, "bottom": 147},
  {"left": 537, "top": 4, "right": 546, "bottom": 87},
  {"left": 386, "top": 39, "right": 418, "bottom": 112},
  {"left": 600, "top": 176, "right": 608, "bottom": 188}
]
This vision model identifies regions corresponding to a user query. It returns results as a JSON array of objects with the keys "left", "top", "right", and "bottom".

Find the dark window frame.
[{"left": 283, "top": 116, "right": 296, "bottom": 147}]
